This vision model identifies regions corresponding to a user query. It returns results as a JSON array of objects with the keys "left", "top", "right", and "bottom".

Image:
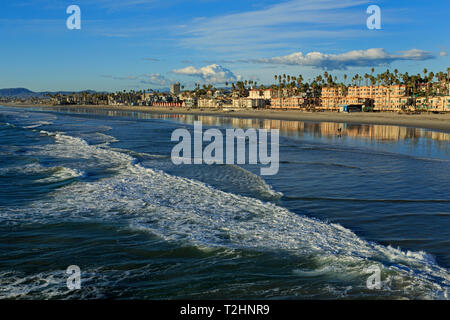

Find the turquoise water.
[{"left": 0, "top": 106, "right": 449, "bottom": 299}]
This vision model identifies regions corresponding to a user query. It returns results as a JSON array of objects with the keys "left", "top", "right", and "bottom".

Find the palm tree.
[
  {"left": 364, "top": 73, "right": 369, "bottom": 86},
  {"left": 297, "top": 75, "right": 304, "bottom": 89}
]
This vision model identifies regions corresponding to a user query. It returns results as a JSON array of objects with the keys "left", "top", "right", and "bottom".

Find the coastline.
[{"left": 3, "top": 102, "right": 450, "bottom": 133}]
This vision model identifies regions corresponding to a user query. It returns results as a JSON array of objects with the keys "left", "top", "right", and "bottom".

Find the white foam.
[
  {"left": 225, "top": 164, "right": 283, "bottom": 199},
  {"left": 0, "top": 270, "right": 105, "bottom": 300},
  {"left": 0, "top": 163, "right": 84, "bottom": 183},
  {"left": 22, "top": 121, "right": 53, "bottom": 129},
  {"left": 81, "top": 132, "right": 119, "bottom": 145},
  {"left": 36, "top": 167, "right": 84, "bottom": 183}
]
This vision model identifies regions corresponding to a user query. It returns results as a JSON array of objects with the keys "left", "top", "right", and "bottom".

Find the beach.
[{"left": 4, "top": 103, "right": 450, "bottom": 133}]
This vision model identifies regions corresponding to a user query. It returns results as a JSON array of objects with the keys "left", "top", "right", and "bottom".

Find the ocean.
[{"left": 0, "top": 105, "right": 449, "bottom": 299}]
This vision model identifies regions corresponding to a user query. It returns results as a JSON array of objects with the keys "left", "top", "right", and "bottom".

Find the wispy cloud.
[
  {"left": 179, "top": 0, "right": 370, "bottom": 52},
  {"left": 172, "top": 64, "right": 241, "bottom": 84},
  {"left": 101, "top": 75, "right": 140, "bottom": 81},
  {"left": 254, "top": 48, "right": 435, "bottom": 70},
  {"left": 101, "top": 73, "right": 171, "bottom": 86}
]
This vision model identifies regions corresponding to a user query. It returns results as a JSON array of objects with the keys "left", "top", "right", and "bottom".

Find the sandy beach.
[{"left": 3, "top": 103, "right": 450, "bottom": 133}]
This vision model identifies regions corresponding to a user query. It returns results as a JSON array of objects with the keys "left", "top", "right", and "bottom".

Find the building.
[
  {"left": 416, "top": 96, "right": 450, "bottom": 111},
  {"left": 320, "top": 86, "right": 346, "bottom": 111},
  {"left": 270, "top": 97, "right": 319, "bottom": 109},
  {"left": 170, "top": 83, "right": 181, "bottom": 95},
  {"left": 183, "top": 98, "right": 198, "bottom": 108},
  {"left": 232, "top": 98, "right": 266, "bottom": 109},
  {"left": 198, "top": 98, "right": 221, "bottom": 108},
  {"left": 347, "top": 85, "right": 409, "bottom": 111},
  {"left": 249, "top": 88, "right": 276, "bottom": 100},
  {"left": 321, "top": 85, "right": 410, "bottom": 111}
]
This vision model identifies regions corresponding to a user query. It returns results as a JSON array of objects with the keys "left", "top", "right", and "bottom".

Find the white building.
[{"left": 232, "top": 98, "right": 266, "bottom": 109}]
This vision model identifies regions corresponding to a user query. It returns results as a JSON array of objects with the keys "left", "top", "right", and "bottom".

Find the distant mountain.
[
  {"left": 0, "top": 88, "right": 40, "bottom": 98},
  {"left": 0, "top": 88, "right": 102, "bottom": 98}
]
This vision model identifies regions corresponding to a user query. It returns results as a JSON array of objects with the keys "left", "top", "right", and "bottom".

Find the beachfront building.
[
  {"left": 232, "top": 98, "right": 267, "bottom": 109},
  {"left": 318, "top": 85, "right": 411, "bottom": 111},
  {"left": 416, "top": 96, "right": 450, "bottom": 111},
  {"left": 183, "top": 98, "right": 198, "bottom": 108},
  {"left": 320, "top": 86, "right": 346, "bottom": 111},
  {"left": 270, "top": 97, "right": 319, "bottom": 109},
  {"left": 249, "top": 88, "right": 276, "bottom": 100},
  {"left": 346, "top": 85, "right": 409, "bottom": 111},
  {"left": 198, "top": 98, "right": 221, "bottom": 108}
]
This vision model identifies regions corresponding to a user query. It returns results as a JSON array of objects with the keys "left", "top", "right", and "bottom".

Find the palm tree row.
[{"left": 266, "top": 67, "right": 450, "bottom": 96}]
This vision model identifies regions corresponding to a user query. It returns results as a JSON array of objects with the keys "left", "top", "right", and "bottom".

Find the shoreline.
[{"left": 3, "top": 103, "right": 450, "bottom": 133}]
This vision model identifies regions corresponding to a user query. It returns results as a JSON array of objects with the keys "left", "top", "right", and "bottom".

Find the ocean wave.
[
  {"left": 0, "top": 270, "right": 105, "bottom": 300},
  {"left": 1, "top": 122, "right": 16, "bottom": 128},
  {"left": 80, "top": 132, "right": 119, "bottom": 145},
  {"left": 111, "top": 150, "right": 282, "bottom": 201},
  {"left": 0, "top": 162, "right": 84, "bottom": 184},
  {"left": 215, "top": 164, "right": 283, "bottom": 200},
  {"left": 35, "top": 167, "right": 85, "bottom": 184},
  {"left": 1, "top": 131, "right": 449, "bottom": 299},
  {"left": 22, "top": 121, "right": 53, "bottom": 129}
]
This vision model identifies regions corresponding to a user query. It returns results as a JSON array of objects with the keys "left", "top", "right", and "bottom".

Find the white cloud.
[
  {"left": 440, "top": 51, "right": 448, "bottom": 57},
  {"left": 140, "top": 73, "right": 171, "bottom": 86},
  {"left": 256, "top": 48, "right": 435, "bottom": 70},
  {"left": 172, "top": 64, "right": 241, "bottom": 84}
]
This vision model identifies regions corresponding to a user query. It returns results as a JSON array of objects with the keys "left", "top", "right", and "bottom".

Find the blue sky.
[{"left": 0, "top": 0, "right": 449, "bottom": 92}]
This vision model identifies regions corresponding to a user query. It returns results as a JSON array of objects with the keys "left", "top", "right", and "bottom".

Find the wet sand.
[{"left": 3, "top": 103, "right": 450, "bottom": 132}]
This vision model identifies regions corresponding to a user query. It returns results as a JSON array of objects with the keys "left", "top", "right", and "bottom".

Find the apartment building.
[
  {"left": 232, "top": 98, "right": 266, "bottom": 109},
  {"left": 320, "top": 86, "right": 346, "bottom": 111},
  {"left": 249, "top": 88, "right": 276, "bottom": 100},
  {"left": 270, "top": 97, "right": 319, "bottom": 109},
  {"left": 198, "top": 98, "right": 221, "bottom": 108},
  {"left": 416, "top": 96, "right": 450, "bottom": 111},
  {"left": 321, "top": 85, "right": 410, "bottom": 111}
]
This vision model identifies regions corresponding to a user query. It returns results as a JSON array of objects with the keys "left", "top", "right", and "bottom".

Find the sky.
[{"left": 0, "top": 0, "right": 449, "bottom": 92}]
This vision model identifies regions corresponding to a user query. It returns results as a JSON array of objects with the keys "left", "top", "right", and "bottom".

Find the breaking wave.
[{"left": 0, "top": 162, "right": 84, "bottom": 184}]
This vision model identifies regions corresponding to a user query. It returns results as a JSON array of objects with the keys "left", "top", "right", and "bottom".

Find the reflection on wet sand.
[
  {"left": 50, "top": 107, "right": 450, "bottom": 145},
  {"left": 151, "top": 113, "right": 450, "bottom": 144}
]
